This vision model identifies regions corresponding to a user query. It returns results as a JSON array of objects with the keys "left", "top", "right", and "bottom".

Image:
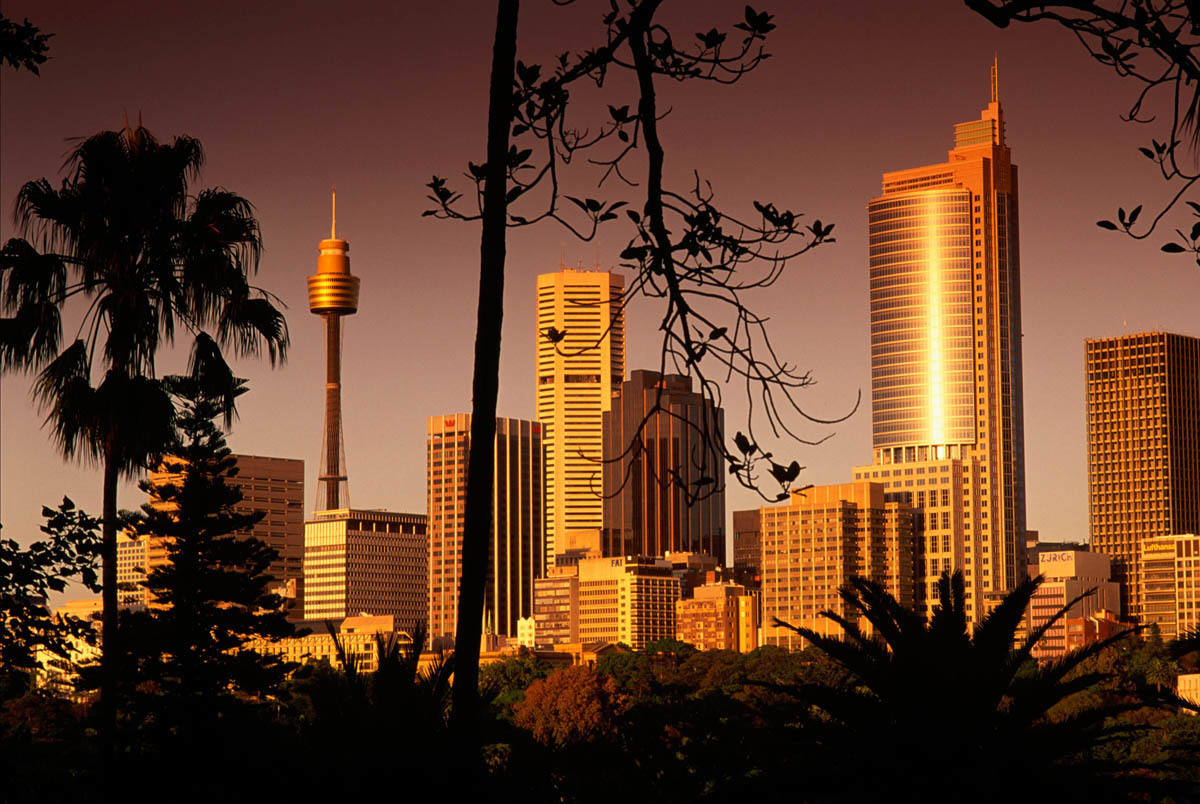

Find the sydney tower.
[{"left": 307, "top": 192, "right": 360, "bottom": 511}]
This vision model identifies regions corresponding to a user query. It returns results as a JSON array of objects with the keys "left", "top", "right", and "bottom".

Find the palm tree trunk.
[
  {"left": 450, "top": 0, "right": 519, "bottom": 729},
  {"left": 99, "top": 436, "right": 119, "bottom": 784}
]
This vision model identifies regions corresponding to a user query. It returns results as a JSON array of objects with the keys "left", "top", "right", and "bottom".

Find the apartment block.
[
  {"left": 1027, "top": 548, "right": 1120, "bottom": 661},
  {"left": 578, "top": 555, "right": 680, "bottom": 650},
  {"left": 761, "top": 481, "right": 916, "bottom": 650},
  {"left": 675, "top": 581, "right": 758, "bottom": 652},
  {"left": 533, "top": 567, "right": 581, "bottom": 646}
]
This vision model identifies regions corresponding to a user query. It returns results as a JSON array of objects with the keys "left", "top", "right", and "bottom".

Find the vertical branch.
[{"left": 451, "top": 0, "right": 520, "bottom": 728}]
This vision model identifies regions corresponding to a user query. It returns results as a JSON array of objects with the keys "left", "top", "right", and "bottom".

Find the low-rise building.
[
  {"left": 578, "top": 556, "right": 680, "bottom": 650},
  {"left": 1141, "top": 534, "right": 1200, "bottom": 639},
  {"left": 675, "top": 580, "right": 758, "bottom": 652},
  {"left": 1028, "top": 548, "right": 1120, "bottom": 661}
]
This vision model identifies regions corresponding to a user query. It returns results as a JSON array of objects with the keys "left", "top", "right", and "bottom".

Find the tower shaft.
[{"left": 320, "top": 313, "right": 347, "bottom": 510}]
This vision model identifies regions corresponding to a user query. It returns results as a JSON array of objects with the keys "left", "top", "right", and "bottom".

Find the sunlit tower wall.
[
  {"left": 536, "top": 268, "right": 625, "bottom": 568},
  {"left": 307, "top": 193, "right": 360, "bottom": 512},
  {"left": 862, "top": 61, "right": 1027, "bottom": 621}
]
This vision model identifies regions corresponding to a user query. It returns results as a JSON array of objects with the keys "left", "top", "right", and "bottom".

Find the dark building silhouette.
[{"left": 602, "top": 370, "right": 725, "bottom": 563}]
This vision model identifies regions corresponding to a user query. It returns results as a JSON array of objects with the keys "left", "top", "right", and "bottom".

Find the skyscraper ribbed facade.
[
  {"left": 855, "top": 63, "right": 1026, "bottom": 621},
  {"left": 601, "top": 370, "right": 725, "bottom": 563},
  {"left": 1086, "top": 331, "right": 1200, "bottom": 620},
  {"left": 536, "top": 268, "right": 625, "bottom": 567},
  {"left": 426, "top": 413, "right": 545, "bottom": 645}
]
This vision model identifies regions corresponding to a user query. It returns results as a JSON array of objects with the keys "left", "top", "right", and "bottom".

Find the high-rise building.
[
  {"left": 116, "top": 454, "right": 304, "bottom": 610},
  {"left": 602, "top": 370, "right": 725, "bottom": 563},
  {"left": 859, "top": 61, "right": 1026, "bottom": 620},
  {"left": 302, "top": 508, "right": 427, "bottom": 626},
  {"left": 1141, "top": 533, "right": 1200, "bottom": 639},
  {"left": 731, "top": 509, "right": 762, "bottom": 591},
  {"left": 760, "top": 481, "right": 916, "bottom": 650},
  {"left": 426, "top": 413, "right": 545, "bottom": 645},
  {"left": 532, "top": 567, "right": 581, "bottom": 646},
  {"left": 308, "top": 191, "right": 360, "bottom": 511},
  {"left": 1086, "top": 332, "right": 1200, "bottom": 620},
  {"left": 536, "top": 268, "right": 625, "bottom": 567}
]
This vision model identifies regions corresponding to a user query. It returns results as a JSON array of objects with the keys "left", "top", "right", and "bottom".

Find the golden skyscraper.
[
  {"left": 1087, "top": 331, "right": 1200, "bottom": 620},
  {"left": 535, "top": 268, "right": 625, "bottom": 567},
  {"left": 854, "top": 62, "right": 1027, "bottom": 621}
]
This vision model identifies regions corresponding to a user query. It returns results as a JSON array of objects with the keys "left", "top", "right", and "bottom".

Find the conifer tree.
[{"left": 122, "top": 377, "right": 295, "bottom": 713}]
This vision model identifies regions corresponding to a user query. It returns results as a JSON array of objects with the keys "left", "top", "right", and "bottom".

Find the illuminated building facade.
[
  {"left": 426, "top": 413, "right": 544, "bottom": 646},
  {"left": 1087, "top": 332, "right": 1200, "bottom": 620},
  {"left": 536, "top": 268, "right": 625, "bottom": 567},
  {"left": 863, "top": 62, "right": 1026, "bottom": 620},
  {"left": 601, "top": 370, "right": 725, "bottom": 563},
  {"left": 302, "top": 508, "right": 427, "bottom": 626},
  {"left": 1141, "top": 533, "right": 1200, "bottom": 639},
  {"left": 116, "top": 454, "right": 304, "bottom": 610},
  {"left": 1026, "top": 548, "right": 1119, "bottom": 661},
  {"left": 577, "top": 555, "right": 680, "bottom": 649},
  {"left": 760, "top": 482, "right": 915, "bottom": 650},
  {"left": 675, "top": 581, "right": 758, "bottom": 653}
]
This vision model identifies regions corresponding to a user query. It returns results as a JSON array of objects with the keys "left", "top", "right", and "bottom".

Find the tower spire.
[
  {"left": 991, "top": 53, "right": 999, "bottom": 104},
  {"left": 331, "top": 185, "right": 337, "bottom": 239}
]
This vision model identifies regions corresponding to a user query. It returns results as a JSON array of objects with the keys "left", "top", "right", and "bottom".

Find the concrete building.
[
  {"left": 116, "top": 454, "right": 304, "bottom": 611},
  {"left": 602, "top": 370, "right": 725, "bottom": 563},
  {"left": 577, "top": 555, "right": 680, "bottom": 650},
  {"left": 533, "top": 567, "right": 581, "bottom": 646},
  {"left": 760, "top": 481, "right": 916, "bottom": 650},
  {"left": 426, "top": 413, "right": 544, "bottom": 646},
  {"left": 302, "top": 508, "right": 427, "bottom": 627},
  {"left": 536, "top": 268, "right": 625, "bottom": 567},
  {"left": 1141, "top": 533, "right": 1200, "bottom": 639},
  {"left": 860, "top": 62, "right": 1027, "bottom": 623},
  {"left": 675, "top": 581, "right": 758, "bottom": 652},
  {"left": 1087, "top": 332, "right": 1200, "bottom": 621},
  {"left": 1027, "top": 549, "right": 1120, "bottom": 661}
]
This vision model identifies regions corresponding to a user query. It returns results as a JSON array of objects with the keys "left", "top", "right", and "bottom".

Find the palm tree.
[
  {"left": 770, "top": 572, "right": 1166, "bottom": 803},
  {"left": 0, "top": 121, "right": 287, "bottom": 730}
]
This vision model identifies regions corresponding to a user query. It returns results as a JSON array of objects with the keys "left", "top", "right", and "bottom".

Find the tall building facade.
[
  {"left": 116, "top": 454, "right": 304, "bottom": 610},
  {"left": 760, "top": 482, "right": 916, "bottom": 650},
  {"left": 1087, "top": 332, "right": 1200, "bottom": 620},
  {"left": 302, "top": 508, "right": 427, "bottom": 627},
  {"left": 536, "top": 268, "right": 625, "bottom": 567},
  {"left": 861, "top": 63, "right": 1026, "bottom": 620},
  {"left": 426, "top": 413, "right": 545, "bottom": 645},
  {"left": 577, "top": 555, "right": 679, "bottom": 649},
  {"left": 602, "top": 370, "right": 725, "bottom": 563}
]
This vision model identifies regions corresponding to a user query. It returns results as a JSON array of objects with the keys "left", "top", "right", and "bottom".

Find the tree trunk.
[
  {"left": 99, "top": 435, "right": 119, "bottom": 786},
  {"left": 450, "top": 0, "right": 519, "bottom": 729}
]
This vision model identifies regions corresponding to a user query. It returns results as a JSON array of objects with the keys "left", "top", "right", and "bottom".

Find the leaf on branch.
[
  {"left": 733, "top": 431, "right": 756, "bottom": 456},
  {"left": 627, "top": 210, "right": 641, "bottom": 224},
  {"left": 1189, "top": 221, "right": 1200, "bottom": 242},
  {"left": 696, "top": 28, "right": 726, "bottom": 48},
  {"left": 566, "top": 196, "right": 589, "bottom": 213},
  {"left": 1161, "top": 242, "right": 1188, "bottom": 253},
  {"left": 544, "top": 326, "right": 567, "bottom": 343},
  {"left": 585, "top": 198, "right": 603, "bottom": 213},
  {"left": 608, "top": 105, "right": 631, "bottom": 122},
  {"left": 620, "top": 245, "right": 647, "bottom": 261},
  {"left": 468, "top": 162, "right": 486, "bottom": 180},
  {"left": 1096, "top": 220, "right": 1120, "bottom": 230},
  {"left": 1139, "top": 147, "right": 1155, "bottom": 160},
  {"left": 710, "top": 326, "right": 727, "bottom": 341},
  {"left": 693, "top": 476, "right": 714, "bottom": 488},
  {"left": 769, "top": 460, "right": 801, "bottom": 486},
  {"left": 1128, "top": 205, "right": 1142, "bottom": 225}
]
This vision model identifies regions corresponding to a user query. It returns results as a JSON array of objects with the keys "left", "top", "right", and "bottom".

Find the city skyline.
[{"left": 5, "top": 1, "right": 1200, "bottom": 566}]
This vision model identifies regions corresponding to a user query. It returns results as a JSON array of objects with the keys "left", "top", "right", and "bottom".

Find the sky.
[{"left": 3, "top": 0, "right": 1197, "bottom": 563}]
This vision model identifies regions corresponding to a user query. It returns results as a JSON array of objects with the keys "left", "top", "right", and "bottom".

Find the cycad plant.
[
  {"left": 771, "top": 572, "right": 1170, "bottom": 803},
  {"left": 0, "top": 121, "right": 288, "bottom": 724}
]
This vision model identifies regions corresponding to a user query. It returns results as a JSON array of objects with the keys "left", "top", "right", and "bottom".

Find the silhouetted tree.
[
  {"left": 0, "top": 499, "right": 100, "bottom": 694},
  {"left": 118, "top": 378, "right": 295, "bottom": 722},
  {"left": 0, "top": 121, "right": 289, "bottom": 738},
  {"left": 967, "top": 1, "right": 1200, "bottom": 260},
  {"left": 771, "top": 571, "right": 1178, "bottom": 802},
  {"left": 0, "top": 14, "right": 50, "bottom": 74},
  {"left": 427, "top": 0, "right": 845, "bottom": 724}
]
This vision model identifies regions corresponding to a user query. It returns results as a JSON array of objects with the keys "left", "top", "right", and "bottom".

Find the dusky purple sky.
[{"left": 3, "top": 1, "right": 1196, "bottom": 564}]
